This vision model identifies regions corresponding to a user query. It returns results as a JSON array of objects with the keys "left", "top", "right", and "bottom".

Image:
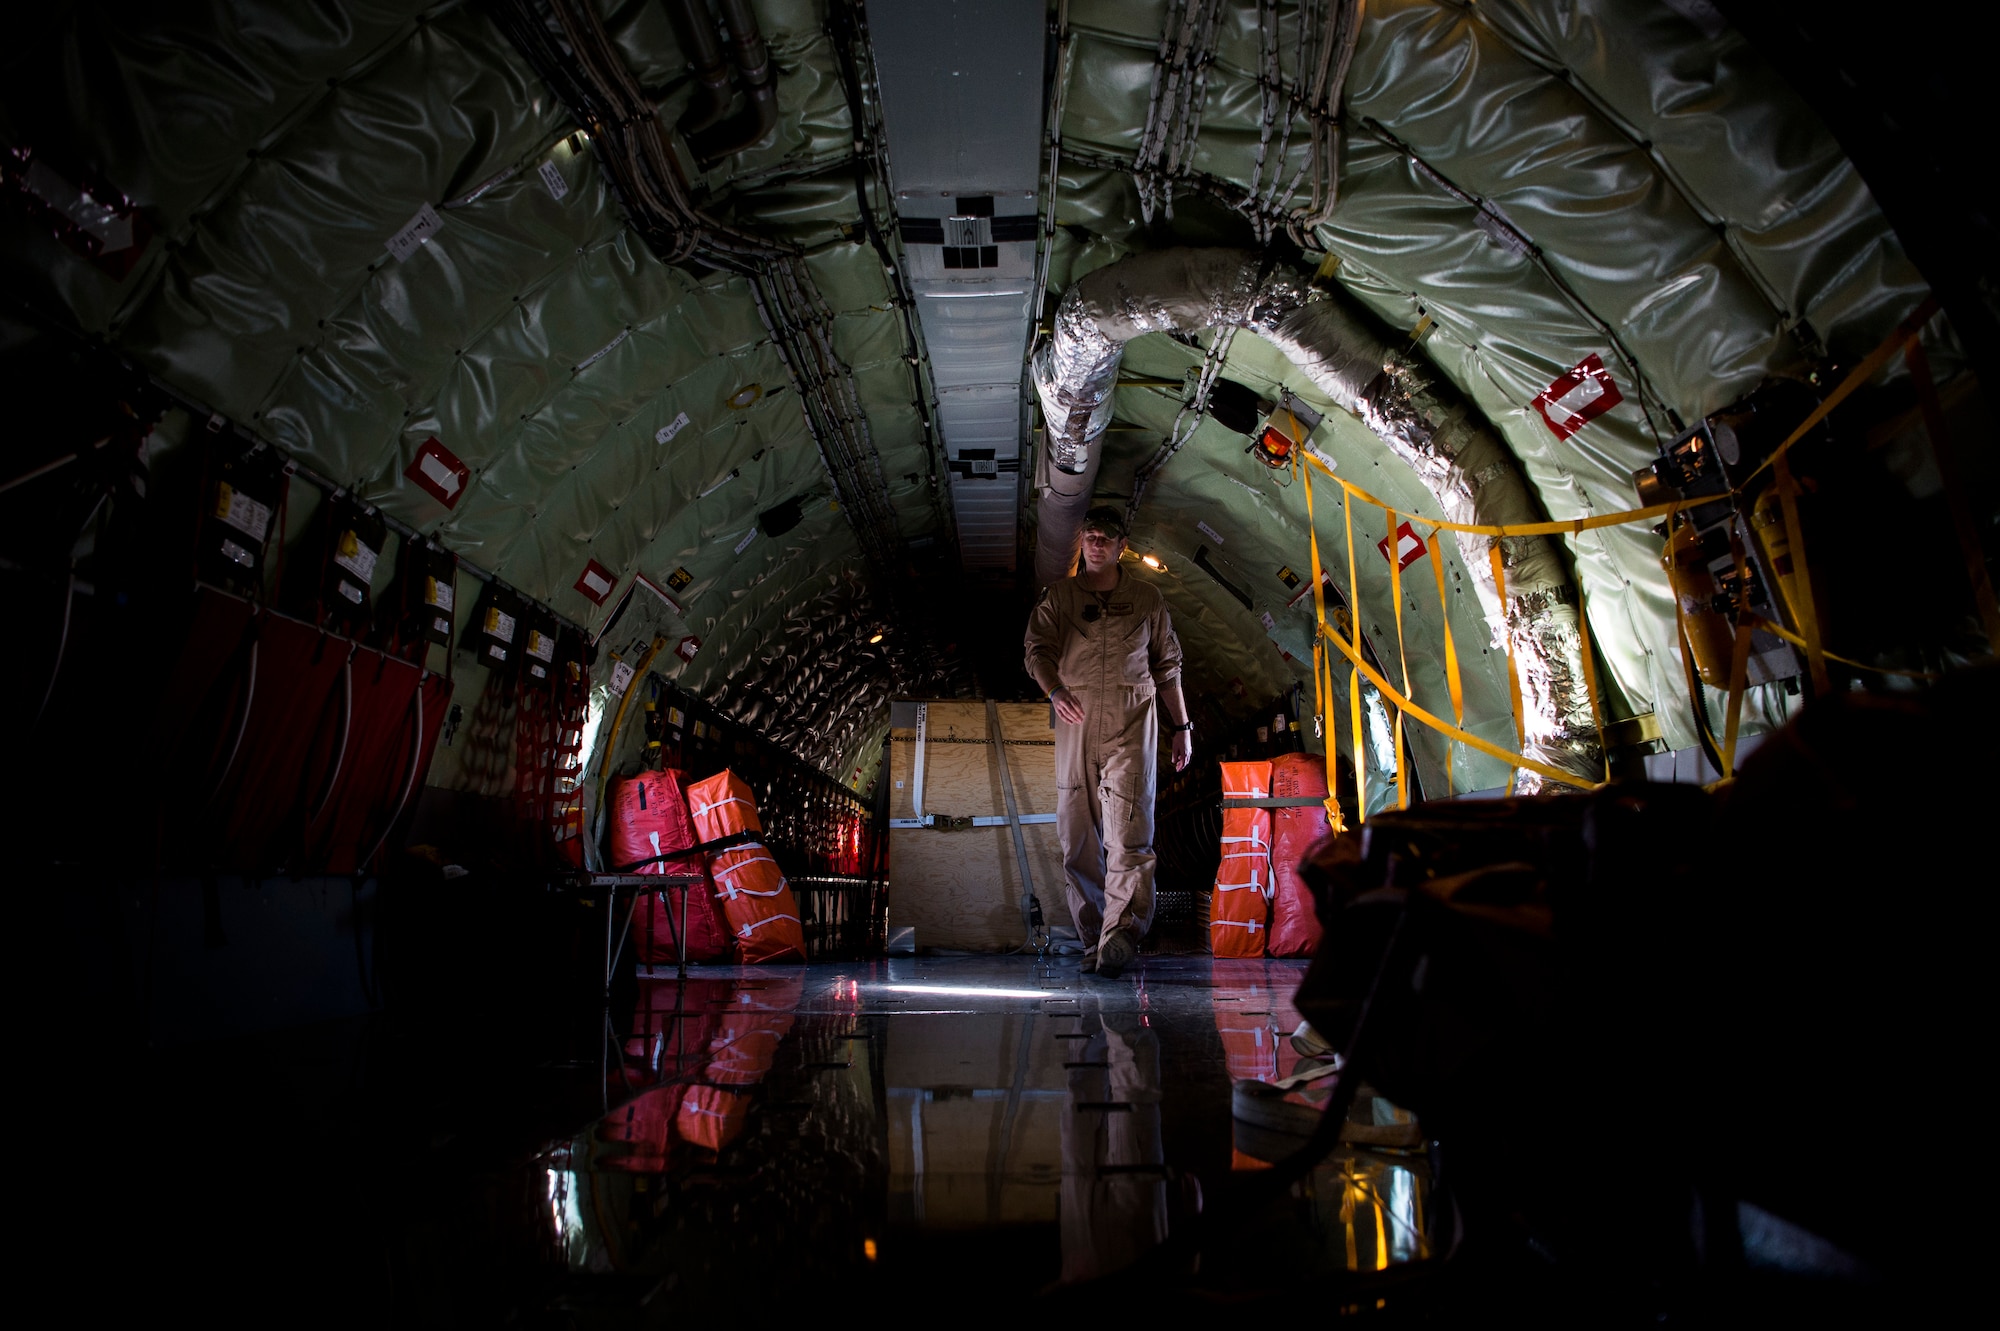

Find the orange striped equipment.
[
  {"left": 708, "top": 843, "right": 808, "bottom": 963},
  {"left": 685, "top": 768, "right": 763, "bottom": 842},
  {"left": 1211, "top": 760, "right": 1274, "bottom": 957}
]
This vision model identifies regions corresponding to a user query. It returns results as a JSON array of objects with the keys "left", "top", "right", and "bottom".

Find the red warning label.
[
  {"left": 405, "top": 437, "right": 470, "bottom": 508},
  {"left": 575, "top": 559, "right": 616, "bottom": 605},
  {"left": 1377, "top": 520, "right": 1428, "bottom": 571},
  {"left": 1532, "top": 354, "right": 1623, "bottom": 440},
  {"left": 675, "top": 635, "right": 702, "bottom": 663}
]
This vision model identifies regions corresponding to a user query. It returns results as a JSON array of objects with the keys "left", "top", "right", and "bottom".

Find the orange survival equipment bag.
[
  {"left": 1268, "top": 752, "right": 1334, "bottom": 957},
  {"left": 1211, "top": 760, "right": 1273, "bottom": 957},
  {"left": 686, "top": 770, "right": 807, "bottom": 963}
]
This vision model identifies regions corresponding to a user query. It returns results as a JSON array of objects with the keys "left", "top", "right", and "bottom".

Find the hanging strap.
[
  {"left": 987, "top": 698, "right": 1044, "bottom": 949},
  {"left": 1771, "top": 454, "right": 1830, "bottom": 694},
  {"left": 1573, "top": 590, "right": 1610, "bottom": 784},
  {"left": 1318, "top": 617, "right": 1596, "bottom": 790},
  {"left": 1905, "top": 338, "right": 2000, "bottom": 649},
  {"left": 1343, "top": 465, "right": 1366, "bottom": 824},
  {"left": 1387, "top": 508, "right": 1412, "bottom": 810},
  {"left": 1490, "top": 540, "right": 1526, "bottom": 786},
  {"left": 1425, "top": 531, "right": 1465, "bottom": 794}
]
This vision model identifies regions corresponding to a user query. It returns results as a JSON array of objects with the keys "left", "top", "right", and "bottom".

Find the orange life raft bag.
[{"left": 1211, "top": 760, "right": 1273, "bottom": 957}]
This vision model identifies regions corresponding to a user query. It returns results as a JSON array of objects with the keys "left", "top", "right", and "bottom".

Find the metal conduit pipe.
[
  {"left": 663, "top": 0, "right": 736, "bottom": 136},
  {"left": 1031, "top": 247, "right": 1600, "bottom": 786},
  {"left": 690, "top": 0, "right": 780, "bottom": 164}
]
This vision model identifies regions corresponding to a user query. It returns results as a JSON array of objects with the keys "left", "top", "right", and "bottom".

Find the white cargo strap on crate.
[
  {"left": 911, "top": 702, "right": 928, "bottom": 817},
  {"left": 987, "top": 698, "right": 1043, "bottom": 948},
  {"left": 889, "top": 700, "right": 1056, "bottom": 830},
  {"left": 890, "top": 813, "right": 1057, "bottom": 829}
]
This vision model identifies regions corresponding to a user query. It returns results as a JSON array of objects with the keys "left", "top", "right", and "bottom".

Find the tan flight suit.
[{"left": 1023, "top": 570, "right": 1183, "bottom": 945}]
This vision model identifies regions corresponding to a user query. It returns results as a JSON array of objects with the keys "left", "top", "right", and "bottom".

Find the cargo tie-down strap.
[
  {"left": 887, "top": 702, "right": 1050, "bottom": 949},
  {"left": 1221, "top": 797, "right": 1331, "bottom": 808},
  {"left": 1289, "top": 295, "right": 1954, "bottom": 797},
  {"left": 888, "top": 703, "right": 1057, "bottom": 829}
]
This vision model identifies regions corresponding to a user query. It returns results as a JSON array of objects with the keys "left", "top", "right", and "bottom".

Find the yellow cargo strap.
[
  {"left": 1573, "top": 597, "right": 1610, "bottom": 784},
  {"left": 1720, "top": 533, "right": 1755, "bottom": 781},
  {"left": 1425, "top": 531, "right": 1464, "bottom": 793},
  {"left": 1342, "top": 457, "right": 1365, "bottom": 824},
  {"left": 1745, "top": 615, "right": 1941, "bottom": 680},
  {"left": 1489, "top": 540, "right": 1527, "bottom": 783},
  {"left": 1299, "top": 453, "right": 1349, "bottom": 832},
  {"left": 1742, "top": 296, "right": 1940, "bottom": 487},
  {"left": 1904, "top": 337, "right": 2000, "bottom": 651},
  {"left": 1771, "top": 454, "right": 1830, "bottom": 695},
  {"left": 595, "top": 635, "right": 667, "bottom": 813},
  {"left": 1387, "top": 508, "right": 1411, "bottom": 810},
  {"left": 1317, "top": 617, "right": 1596, "bottom": 791},
  {"left": 1301, "top": 452, "right": 1688, "bottom": 538},
  {"left": 1350, "top": 664, "right": 1366, "bottom": 820}
]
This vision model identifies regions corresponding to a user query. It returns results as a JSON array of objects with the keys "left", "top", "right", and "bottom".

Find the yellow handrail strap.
[
  {"left": 1319, "top": 620, "right": 1598, "bottom": 791},
  {"left": 1743, "top": 295, "right": 1940, "bottom": 487},
  {"left": 1425, "top": 532, "right": 1464, "bottom": 794},
  {"left": 595, "top": 635, "right": 666, "bottom": 812},
  {"left": 1904, "top": 337, "right": 2000, "bottom": 650},
  {"left": 1303, "top": 453, "right": 1688, "bottom": 538},
  {"left": 1720, "top": 553, "right": 1754, "bottom": 781},
  {"left": 1490, "top": 541, "right": 1526, "bottom": 770},
  {"left": 1772, "top": 454, "right": 1830, "bottom": 694},
  {"left": 1388, "top": 508, "right": 1411, "bottom": 810},
  {"left": 1745, "top": 615, "right": 1942, "bottom": 680},
  {"left": 1350, "top": 664, "right": 1366, "bottom": 823},
  {"left": 1573, "top": 595, "right": 1609, "bottom": 784},
  {"left": 1304, "top": 455, "right": 1330, "bottom": 733},
  {"left": 1343, "top": 466, "right": 1363, "bottom": 821}
]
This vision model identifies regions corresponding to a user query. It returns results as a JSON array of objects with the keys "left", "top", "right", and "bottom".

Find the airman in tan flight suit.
[{"left": 1025, "top": 507, "right": 1193, "bottom": 978}]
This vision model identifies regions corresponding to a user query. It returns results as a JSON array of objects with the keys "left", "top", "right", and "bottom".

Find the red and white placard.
[
  {"left": 1531, "top": 353, "right": 1624, "bottom": 441},
  {"left": 675, "top": 635, "right": 702, "bottom": 663},
  {"left": 405, "top": 437, "right": 470, "bottom": 508},
  {"left": 1377, "top": 520, "right": 1428, "bottom": 571},
  {"left": 574, "top": 559, "right": 616, "bottom": 605}
]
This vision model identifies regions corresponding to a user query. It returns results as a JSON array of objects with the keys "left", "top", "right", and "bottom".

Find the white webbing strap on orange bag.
[{"left": 710, "top": 846, "right": 789, "bottom": 899}]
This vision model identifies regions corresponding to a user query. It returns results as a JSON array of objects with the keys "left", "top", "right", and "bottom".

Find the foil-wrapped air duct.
[{"left": 1032, "top": 247, "right": 1598, "bottom": 786}]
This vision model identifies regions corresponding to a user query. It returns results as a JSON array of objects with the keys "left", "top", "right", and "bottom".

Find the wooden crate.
[{"left": 887, "top": 700, "right": 1073, "bottom": 951}]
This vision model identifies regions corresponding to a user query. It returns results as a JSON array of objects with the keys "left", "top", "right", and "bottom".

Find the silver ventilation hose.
[{"left": 1031, "top": 247, "right": 1599, "bottom": 787}]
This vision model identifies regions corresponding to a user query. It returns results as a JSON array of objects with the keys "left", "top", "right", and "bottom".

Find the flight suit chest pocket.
[{"left": 1112, "top": 611, "right": 1150, "bottom": 678}]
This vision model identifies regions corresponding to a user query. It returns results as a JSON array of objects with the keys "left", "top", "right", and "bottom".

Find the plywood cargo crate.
[{"left": 887, "top": 700, "right": 1073, "bottom": 951}]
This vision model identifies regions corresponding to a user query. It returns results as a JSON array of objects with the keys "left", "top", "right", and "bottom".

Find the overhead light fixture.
[
  {"left": 869, "top": 631, "right": 885, "bottom": 644},
  {"left": 1140, "top": 553, "right": 1164, "bottom": 571}
]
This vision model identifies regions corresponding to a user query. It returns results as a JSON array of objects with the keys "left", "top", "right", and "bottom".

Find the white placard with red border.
[
  {"left": 574, "top": 559, "right": 616, "bottom": 605},
  {"left": 405, "top": 437, "right": 470, "bottom": 508},
  {"left": 1531, "top": 354, "right": 1624, "bottom": 441},
  {"left": 1377, "top": 520, "right": 1428, "bottom": 571}
]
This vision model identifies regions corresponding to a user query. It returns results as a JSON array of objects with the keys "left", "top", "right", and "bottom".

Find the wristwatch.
[{"left": 1168, "top": 721, "right": 1193, "bottom": 734}]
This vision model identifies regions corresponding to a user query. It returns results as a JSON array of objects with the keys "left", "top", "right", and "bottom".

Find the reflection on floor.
[{"left": 523, "top": 955, "right": 1441, "bottom": 1315}]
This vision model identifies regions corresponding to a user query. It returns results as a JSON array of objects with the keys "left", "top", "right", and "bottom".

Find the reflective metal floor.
[{"left": 508, "top": 954, "right": 1441, "bottom": 1317}]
